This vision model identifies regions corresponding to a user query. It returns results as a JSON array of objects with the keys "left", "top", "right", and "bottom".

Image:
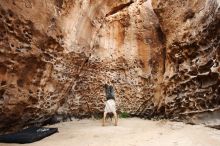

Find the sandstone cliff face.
[
  {"left": 59, "top": 0, "right": 165, "bottom": 118},
  {"left": 0, "top": 0, "right": 164, "bottom": 133},
  {"left": 0, "top": 0, "right": 68, "bottom": 132},
  {"left": 152, "top": 0, "right": 220, "bottom": 124},
  {"left": 0, "top": 0, "right": 219, "bottom": 133}
]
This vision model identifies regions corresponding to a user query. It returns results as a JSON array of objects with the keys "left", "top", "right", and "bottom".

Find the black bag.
[{"left": 0, "top": 127, "right": 58, "bottom": 144}]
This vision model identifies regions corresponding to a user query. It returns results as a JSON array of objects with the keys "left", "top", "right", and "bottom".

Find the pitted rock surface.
[
  {"left": 0, "top": 0, "right": 164, "bottom": 133},
  {"left": 152, "top": 0, "right": 220, "bottom": 122},
  {"left": 0, "top": 0, "right": 219, "bottom": 133}
]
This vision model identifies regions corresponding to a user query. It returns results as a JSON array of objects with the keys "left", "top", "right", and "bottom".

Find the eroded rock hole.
[
  {"left": 0, "top": 89, "right": 5, "bottom": 100},
  {"left": 183, "top": 9, "right": 195, "bottom": 22}
]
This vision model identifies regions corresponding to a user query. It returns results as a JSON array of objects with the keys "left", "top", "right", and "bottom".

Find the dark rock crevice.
[{"left": 105, "top": 1, "right": 134, "bottom": 17}]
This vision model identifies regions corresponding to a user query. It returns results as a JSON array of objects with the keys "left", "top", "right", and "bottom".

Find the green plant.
[{"left": 119, "top": 112, "right": 130, "bottom": 118}]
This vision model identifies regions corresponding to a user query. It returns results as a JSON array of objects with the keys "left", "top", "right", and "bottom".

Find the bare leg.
[
  {"left": 113, "top": 112, "right": 118, "bottom": 126},
  {"left": 102, "top": 112, "right": 107, "bottom": 126}
]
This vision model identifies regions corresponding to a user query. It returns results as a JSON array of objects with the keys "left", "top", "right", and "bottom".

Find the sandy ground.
[{"left": 1, "top": 118, "right": 220, "bottom": 146}]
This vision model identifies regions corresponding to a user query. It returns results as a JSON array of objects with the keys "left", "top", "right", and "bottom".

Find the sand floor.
[{"left": 1, "top": 118, "right": 220, "bottom": 146}]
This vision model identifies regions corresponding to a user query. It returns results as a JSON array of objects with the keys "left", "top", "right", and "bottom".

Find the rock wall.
[
  {"left": 59, "top": 0, "right": 165, "bottom": 118},
  {"left": 0, "top": 0, "right": 219, "bottom": 133},
  {"left": 152, "top": 0, "right": 220, "bottom": 123},
  {"left": 0, "top": 0, "right": 164, "bottom": 133},
  {"left": 0, "top": 0, "right": 71, "bottom": 132}
]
